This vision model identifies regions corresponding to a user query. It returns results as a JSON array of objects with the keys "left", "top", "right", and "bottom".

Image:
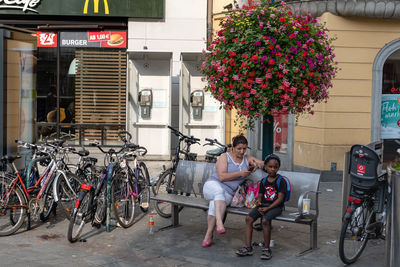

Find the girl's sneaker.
[
  {"left": 235, "top": 246, "right": 253, "bottom": 256},
  {"left": 260, "top": 247, "right": 272, "bottom": 260}
]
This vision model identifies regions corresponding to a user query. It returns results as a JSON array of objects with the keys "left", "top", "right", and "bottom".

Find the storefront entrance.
[{"left": 35, "top": 30, "right": 127, "bottom": 146}]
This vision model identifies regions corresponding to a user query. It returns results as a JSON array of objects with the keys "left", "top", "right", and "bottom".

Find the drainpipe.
[{"left": 207, "top": 0, "right": 213, "bottom": 43}]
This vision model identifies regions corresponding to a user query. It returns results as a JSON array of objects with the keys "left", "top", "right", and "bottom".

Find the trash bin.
[{"left": 385, "top": 167, "right": 400, "bottom": 267}]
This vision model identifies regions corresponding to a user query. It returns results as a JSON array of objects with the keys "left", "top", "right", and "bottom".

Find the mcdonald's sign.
[{"left": 83, "top": 0, "right": 109, "bottom": 15}]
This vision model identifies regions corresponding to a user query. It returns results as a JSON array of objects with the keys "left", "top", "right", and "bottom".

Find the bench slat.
[{"left": 151, "top": 194, "right": 316, "bottom": 224}]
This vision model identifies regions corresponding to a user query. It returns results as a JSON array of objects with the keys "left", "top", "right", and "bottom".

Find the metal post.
[
  {"left": 0, "top": 29, "right": 4, "bottom": 156},
  {"left": 386, "top": 167, "right": 400, "bottom": 267},
  {"left": 106, "top": 162, "right": 115, "bottom": 232},
  {"left": 341, "top": 152, "right": 350, "bottom": 217}
]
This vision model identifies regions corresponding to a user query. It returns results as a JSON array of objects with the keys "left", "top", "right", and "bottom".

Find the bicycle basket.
[{"left": 349, "top": 145, "right": 380, "bottom": 190}]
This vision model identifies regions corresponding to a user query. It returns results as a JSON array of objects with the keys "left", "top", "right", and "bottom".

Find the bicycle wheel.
[
  {"left": 138, "top": 162, "right": 150, "bottom": 212},
  {"left": 339, "top": 202, "right": 374, "bottom": 264},
  {"left": 111, "top": 172, "right": 136, "bottom": 228},
  {"left": 153, "top": 169, "right": 183, "bottom": 218},
  {"left": 40, "top": 178, "right": 56, "bottom": 222},
  {"left": 55, "top": 172, "right": 83, "bottom": 220},
  {"left": 0, "top": 177, "right": 27, "bottom": 236},
  {"left": 67, "top": 191, "right": 92, "bottom": 243},
  {"left": 93, "top": 182, "right": 106, "bottom": 225}
]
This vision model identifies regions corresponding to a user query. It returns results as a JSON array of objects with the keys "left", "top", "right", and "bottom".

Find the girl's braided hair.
[{"left": 264, "top": 153, "right": 281, "bottom": 167}]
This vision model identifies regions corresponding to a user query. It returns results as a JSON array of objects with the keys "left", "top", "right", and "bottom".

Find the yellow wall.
[
  {"left": 212, "top": 0, "right": 245, "bottom": 144},
  {"left": 295, "top": 13, "right": 400, "bottom": 170}
]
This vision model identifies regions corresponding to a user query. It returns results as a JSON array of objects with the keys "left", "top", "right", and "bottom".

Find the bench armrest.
[{"left": 297, "top": 190, "right": 321, "bottom": 217}]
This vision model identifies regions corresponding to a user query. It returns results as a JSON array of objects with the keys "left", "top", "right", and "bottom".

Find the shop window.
[
  {"left": 381, "top": 52, "right": 400, "bottom": 165},
  {"left": 273, "top": 112, "right": 288, "bottom": 154},
  {"left": 35, "top": 31, "right": 127, "bottom": 146}
]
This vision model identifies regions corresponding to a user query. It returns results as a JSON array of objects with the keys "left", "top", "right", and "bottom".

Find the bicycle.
[
  {"left": 339, "top": 144, "right": 390, "bottom": 265},
  {"left": 111, "top": 131, "right": 150, "bottom": 226},
  {"left": 53, "top": 148, "right": 97, "bottom": 221},
  {"left": 203, "top": 138, "right": 231, "bottom": 163},
  {"left": 152, "top": 125, "right": 200, "bottom": 218},
  {"left": 0, "top": 139, "right": 75, "bottom": 235},
  {"left": 67, "top": 135, "right": 137, "bottom": 242}
]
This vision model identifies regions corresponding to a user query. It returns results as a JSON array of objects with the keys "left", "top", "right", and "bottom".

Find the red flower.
[{"left": 268, "top": 59, "right": 275, "bottom": 65}]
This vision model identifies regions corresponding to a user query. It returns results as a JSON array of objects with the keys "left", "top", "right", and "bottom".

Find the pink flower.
[{"left": 255, "top": 78, "right": 263, "bottom": 84}]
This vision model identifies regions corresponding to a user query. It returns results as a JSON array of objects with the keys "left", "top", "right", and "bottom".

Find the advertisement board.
[
  {"left": 60, "top": 31, "right": 126, "bottom": 48},
  {"left": 381, "top": 94, "right": 400, "bottom": 139}
]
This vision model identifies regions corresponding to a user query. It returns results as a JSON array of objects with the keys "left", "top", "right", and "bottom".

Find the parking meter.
[
  {"left": 190, "top": 90, "right": 204, "bottom": 120},
  {"left": 138, "top": 89, "right": 152, "bottom": 118}
]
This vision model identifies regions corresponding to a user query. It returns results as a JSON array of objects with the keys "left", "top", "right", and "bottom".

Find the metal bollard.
[
  {"left": 385, "top": 167, "right": 400, "bottom": 267},
  {"left": 341, "top": 152, "right": 350, "bottom": 217},
  {"left": 106, "top": 162, "right": 115, "bottom": 232}
]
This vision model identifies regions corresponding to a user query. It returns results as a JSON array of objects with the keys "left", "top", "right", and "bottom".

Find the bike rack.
[
  {"left": 386, "top": 167, "right": 400, "bottom": 267},
  {"left": 106, "top": 162, "right": 115, "bottom": 232}
]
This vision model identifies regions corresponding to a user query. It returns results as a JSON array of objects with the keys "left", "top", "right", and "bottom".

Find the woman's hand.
[{"left": 240, "top": 169, "right": 252, "bottom": 178}]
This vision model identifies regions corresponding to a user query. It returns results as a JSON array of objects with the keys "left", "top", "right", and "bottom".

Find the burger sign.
[{"left": 59, "top": 31, "right": 126, "bottom": 48}]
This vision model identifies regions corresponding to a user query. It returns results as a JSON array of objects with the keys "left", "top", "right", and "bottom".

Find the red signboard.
[
  {"left": 100, "top": 31, "right": 126, "bottom": 48},
  {"left": 37, "top": 32, "right": 57, "bottom": 47},
  {"left": 60, "top": 31, "right": 126, "bottom": 48},
  {"left": 88, "top": 31, "right": 111, "bottom": 42},
  {"left": 357, "top": 164, "right": 366, "bottom": 174},
  {"left": 273, "top": 112, "right": 288, "bottom": 153}
]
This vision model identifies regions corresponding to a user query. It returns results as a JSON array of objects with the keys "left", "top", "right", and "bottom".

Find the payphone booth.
[
  {"left": 127, "top": 52, "right": 172, "bottom": 159},
  {"left": 0, "top": 25, "right": 36, "bottom": 168},
  {"left": 180, "top": 53, "right": 225, "bottom": 157}
]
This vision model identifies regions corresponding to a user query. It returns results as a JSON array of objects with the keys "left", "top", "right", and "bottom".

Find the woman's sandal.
[{"left": 235, "top": 246, "right": 253, "bottom": 256}]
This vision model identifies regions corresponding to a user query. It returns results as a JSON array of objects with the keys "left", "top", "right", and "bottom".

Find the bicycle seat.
[
  {"left": 0, "top": 155, "right": 21, "bottom": 163},
  {"left": 77, "top": 150, "right": 90, "bottom": 157},
  {"left": 83, "top": 157, "right": 98, "bottom": 164},
  {"left": 206, "top": 147, "right": 225, "bottom": 156}
]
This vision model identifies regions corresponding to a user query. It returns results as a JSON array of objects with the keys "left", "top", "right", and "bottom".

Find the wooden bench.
[{"left": 151, "top": 160, "right": 321, "bottom": 255}]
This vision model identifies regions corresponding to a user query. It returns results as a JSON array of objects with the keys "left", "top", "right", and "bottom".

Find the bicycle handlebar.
[
  {"left": 118, "top": 131, "right": 132, "bottom": 143},
  {"left": 203, "top": 138, "right": 231, "bottom": 148},
  {"left": 167, "top": 125, "right": 200, "bottom": 145}
]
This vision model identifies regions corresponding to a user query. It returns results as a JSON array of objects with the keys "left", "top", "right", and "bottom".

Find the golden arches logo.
[{"left": 83, "top": 0, "right": 109, "bottom": 14}]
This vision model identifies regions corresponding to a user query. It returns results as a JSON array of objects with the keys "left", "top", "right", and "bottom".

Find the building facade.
[
  {"left": 213, "top": 0, "right": 400, "bottom": 172},
  {"left": 127, "top": 0, "right": 225, "bottom": 159},
  {"left": 0, "top": 0, "right": 163, "bottom": 156}
]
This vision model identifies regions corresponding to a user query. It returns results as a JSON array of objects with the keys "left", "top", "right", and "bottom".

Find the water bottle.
[{"left": 148, "top": 215, "right": 154, "bottom": 234}]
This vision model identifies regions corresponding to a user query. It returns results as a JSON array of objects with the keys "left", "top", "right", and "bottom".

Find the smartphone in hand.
[{"left": 248, "top": 166, "right": 255, "bottom": 172}]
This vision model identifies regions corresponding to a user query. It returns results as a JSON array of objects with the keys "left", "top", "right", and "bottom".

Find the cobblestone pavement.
[{"left": 0, "top": 158, "right": 385, "bottom": 266}]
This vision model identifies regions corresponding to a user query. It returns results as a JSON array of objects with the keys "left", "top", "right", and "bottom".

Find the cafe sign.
[
  {"left": 0, "top": 0, "right": 163, "bottom": 18},
  {"left": 0, "top": 0, "right": 41, "bottom": 13},
  {"left": 381, "top": 94, "right": 400, "bottom": 139}
]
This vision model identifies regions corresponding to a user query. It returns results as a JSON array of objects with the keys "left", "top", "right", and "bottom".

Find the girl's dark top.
[{"left": 258, "top": 175, "right": 287, "bottom": 208}]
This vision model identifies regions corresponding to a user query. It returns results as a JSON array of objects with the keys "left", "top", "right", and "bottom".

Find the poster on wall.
[
  {"left": 381, "top": 94, "right": 400, "bottom": 139},
  {"left": 273, "top": 112, "right": 288, "bottom": 154},
  {"left": 60, "top": 31, "right": 126, "bottom": 48}
]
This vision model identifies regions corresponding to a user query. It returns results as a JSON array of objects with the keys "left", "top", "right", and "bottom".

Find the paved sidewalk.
[{"left": 0, "top": 163, "right": 385, "bottom": 266}]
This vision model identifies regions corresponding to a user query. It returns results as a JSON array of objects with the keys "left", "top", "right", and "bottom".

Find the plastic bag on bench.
[{"left": 230, "top": 183, "right": 247, "bottom": 207}]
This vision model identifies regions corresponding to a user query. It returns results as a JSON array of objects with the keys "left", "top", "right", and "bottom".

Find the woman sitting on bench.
[{"left": 201, "top": 134, "right": 264, "bottom": 247}]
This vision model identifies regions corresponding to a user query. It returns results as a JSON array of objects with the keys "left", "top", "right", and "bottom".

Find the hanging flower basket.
[{"left": 201, "top": 0, "right": 337, "bottom": 128}]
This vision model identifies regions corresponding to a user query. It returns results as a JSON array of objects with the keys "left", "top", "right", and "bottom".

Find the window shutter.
[{"left": 75, "top": 49, "right": 126, "bottom": 142}]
